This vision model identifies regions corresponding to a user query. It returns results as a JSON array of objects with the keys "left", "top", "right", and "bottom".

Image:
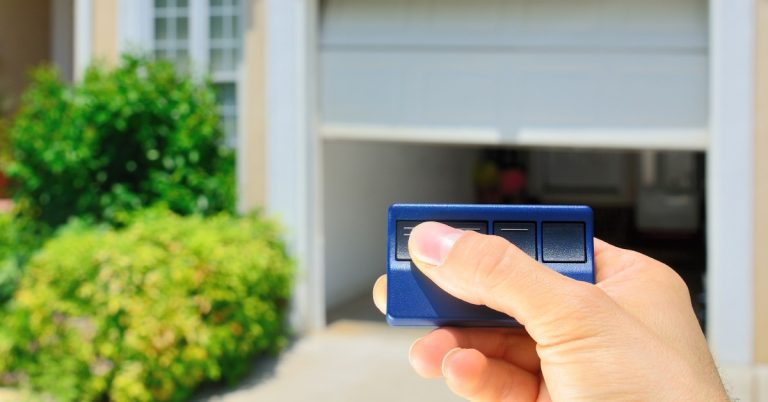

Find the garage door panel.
[
  {"left": 322, "top": 0, "right": 707, "bottom": 49},
  {"left": 321, "top": 0, "right": 708, "bottom": 148},
  {"left": 599, "top": 56, "right": 709, "bottom": 126},
  {"left": 418, "top": 60, "right": 502, "bottom": 125},
  {"left": 514, "top": 56, "right": 604, "bottom": 125},
  {"left": 322, "top": 51, "right": 707, "bottom": 129},
  {"left": 320, "top": 54, "right": 404, "bottom": 123}
]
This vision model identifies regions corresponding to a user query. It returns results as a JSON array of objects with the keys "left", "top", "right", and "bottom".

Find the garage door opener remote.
[{"left": 387, "top": 204, "right": 595, "bottom": 327}]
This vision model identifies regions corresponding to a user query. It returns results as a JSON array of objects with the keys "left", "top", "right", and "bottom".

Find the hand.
[{"left": 372, "top": 222, "right": 728, "bottom": 401}]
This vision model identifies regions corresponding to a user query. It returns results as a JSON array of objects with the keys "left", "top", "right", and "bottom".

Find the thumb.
[{"left": 408, "top": 222, "right": 611, "bottom": 344}]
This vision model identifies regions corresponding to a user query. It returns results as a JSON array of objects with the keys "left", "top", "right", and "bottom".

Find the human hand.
[{"left": 372, "top": 222, "right": 728, "bottom": 401}]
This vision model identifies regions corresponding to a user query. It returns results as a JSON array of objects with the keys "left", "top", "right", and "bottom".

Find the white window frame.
[
  {"left": 189, "top": 0, "right": 210, "bottom": 70},
  {"left": 74, "top": 0, "right": 93, "bottom": 81},
  {"left": 118, "top": 0, "right": 155, "bottom": 56}
]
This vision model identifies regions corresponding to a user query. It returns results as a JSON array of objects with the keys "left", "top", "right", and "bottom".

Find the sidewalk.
[{"left": 196, "top": 319, "right": 463, "bottom": 402}]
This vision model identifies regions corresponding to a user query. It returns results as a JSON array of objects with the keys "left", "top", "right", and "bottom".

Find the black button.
[
  {"left": 542, "top": 222, "right": 586, "bottom": 263},
  {"left": 395, "top": 221, "right": 419, "bottom": 260},
  {"left": 396, "top": 221, "right": 487, "bottom": 260},
  {"left": 493, "top": 222, "right": 536, "bottom": 259}
]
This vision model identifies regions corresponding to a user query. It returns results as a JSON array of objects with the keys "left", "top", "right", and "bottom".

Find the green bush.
[
  {"left": 5, "top": 55, "right": 235, "bottom": 227},
  {"left": 0, "top": 210, "right": 47, "bottom": 303},
  {"left": 0, "top": 116, "right": 9, "bottom": 172},
  {"left": 0, "top": 209, "right": 293, "bottom": 401},
  {"left": 0, "top": 212, "right": 22, "bottom": 301}
]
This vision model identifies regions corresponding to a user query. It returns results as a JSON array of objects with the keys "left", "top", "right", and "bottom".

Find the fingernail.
[
  {"left": 408, "top": 337, "right": 421, "bottom": 367},
  {"left": 441, "top": 347, "right": 464, "bottom": 377},
  {"left": 409, "top": 222, "right": 464, "bottom": 266}
]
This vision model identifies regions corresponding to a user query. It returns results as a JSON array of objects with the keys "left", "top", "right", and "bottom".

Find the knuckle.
[
  {"left": 616, "top": 248, "right": 643, "bottom": 270},
  {"left": 626, "top": 249, "right": 691, "bottom": 298},
  {"left": 601, "top": 247, "right": 693, "bottom": 309},
  {"left": 658, "top": 264, "right": 690, "bottom": 297}
]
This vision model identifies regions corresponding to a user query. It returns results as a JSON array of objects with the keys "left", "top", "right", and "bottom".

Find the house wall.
[
  {"left": 754, "top": 0, "right": 768, "bottom": 365},
  {"left": 91, "top": 0, "right": 119, "bottom": 65},
  {"left": 0, "top": 0, "right": 51, "bottom": 111},
  {"left": 239, "top": 0, "right": 268, "bottom": 211}
]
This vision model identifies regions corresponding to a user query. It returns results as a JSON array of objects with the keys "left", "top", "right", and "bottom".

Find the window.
[
  {"left": 209, "top": 0, "right": 242, "bottom": 148},
  {"left": 153, "top": 0, "right": 189, "bottom": 65},
  {"left": 152, "top": 0, "right": 243, "bottom": 147},
  {"left": 209, "top": 0, "right": 242, "bottom": 76},
  {"left": 216, "top": 83, "right": 237, "bottom": 148}
]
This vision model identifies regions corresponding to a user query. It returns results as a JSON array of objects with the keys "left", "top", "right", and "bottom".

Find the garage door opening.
[
  {"left": 324, "top": 143, "right": 707, "bottom": 330},
  {"left": 319, "top": 0, "right": 710, "bottom": 328}
]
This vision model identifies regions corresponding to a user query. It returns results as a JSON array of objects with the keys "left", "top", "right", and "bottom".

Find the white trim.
[
  {"left": 74, "top": 0, "right": 92, "bottom": 80},
  {"left": 322, "top": 124, "right": 709, "bottom": 151},
  {"left": 266, "top": 0, "right": 325, "bottom": 332},
  {"left": 308, "top": 0, "right": 325, "bottom": 333},
  {"left": 211, "top": 71, "right": 238, "bottom": 82},
  {"left": 118, "top": 0, "right": 154, "bottom": 54},
  {"left": 189, "top": 0, "right": 210, "bottom": 72},
  {"left": 235, "top": 53, "right": 246, "bottom": 214},
  {"left": 234, "top": 0, "right": 251, "bottom": 211},
  {"left": 51, "top": 0, "right": 75, "bottom": 82},
  {"left": 707, "top": 0, "right": 755, "bottom": 364}
]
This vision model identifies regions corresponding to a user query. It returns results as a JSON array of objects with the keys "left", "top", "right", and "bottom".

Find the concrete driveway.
[{"left": 196, "top": 319, "right": 463, "bottom": 402}]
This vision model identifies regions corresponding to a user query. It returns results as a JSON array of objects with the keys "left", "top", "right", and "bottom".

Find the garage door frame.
[{"left": 264, "top": 0, "right": 757, "bottom": 368}]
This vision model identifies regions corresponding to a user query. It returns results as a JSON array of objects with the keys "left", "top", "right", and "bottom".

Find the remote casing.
[{"left": 387, "top": 204, "right": 594, "bottom": 327}]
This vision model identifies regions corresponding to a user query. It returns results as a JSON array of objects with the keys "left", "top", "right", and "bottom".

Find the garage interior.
[
  {"left": 323, "top": 144, "right": 708, "bottom": 328},
  {"left": 318, "top": 0, "right": 709, "bottom": 328}
]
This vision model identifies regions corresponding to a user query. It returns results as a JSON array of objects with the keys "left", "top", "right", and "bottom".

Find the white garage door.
[{"left": 320, "top": 0, "right": 708, "bottom": 149}]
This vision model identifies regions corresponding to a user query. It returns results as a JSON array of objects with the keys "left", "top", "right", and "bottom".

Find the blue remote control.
[{"left": 387, "top": 204, "right": 595, "bottom": 327}]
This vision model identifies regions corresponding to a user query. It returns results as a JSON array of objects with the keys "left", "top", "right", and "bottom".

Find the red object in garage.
[{"left": 0, "top": 171, "right": 8, "bottom": 198}]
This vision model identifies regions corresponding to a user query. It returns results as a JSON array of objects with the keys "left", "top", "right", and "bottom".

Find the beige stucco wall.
[
  {"left": 239, "top": 0, "right": 268, "bottom": 211},
  {"left": 755, "top": 0, "right": 768, "bottom": 365},
  {"left": 0, "top": 0, "right": 51, "bottom": 113},
  {"left": 91, "top": 0, "right": 119, "bottom": 65}
]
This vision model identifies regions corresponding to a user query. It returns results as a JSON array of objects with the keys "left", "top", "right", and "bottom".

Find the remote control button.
[
  {"left": 395, "top": 221, "right": 419, "bottom": 260},
  {"left": 542, "top": 222, "right": 586, "bottom": 263},
  {"left": 493, "top": 222, "right": 537, "bottom": 259},
  {"left": 396, "top": 221, "right": 487, "bottom": 260}
]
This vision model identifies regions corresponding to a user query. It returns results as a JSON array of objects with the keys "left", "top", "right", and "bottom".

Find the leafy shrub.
[
  {"left": 0, "top": 212, "right": 22, "bottom": 301},
  {"left": 0, "top": 210, "right": 47, "bottom": 303},
  {"left": 0, "top": 209, "right": 293, "bottom": 401},
  {"left": 5, "top": 55, "right": 235, "bottom": 227}
]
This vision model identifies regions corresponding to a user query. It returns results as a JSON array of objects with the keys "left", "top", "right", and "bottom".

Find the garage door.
[{"left": 320, "top": 0, "right": 708, "bottom": 149}]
